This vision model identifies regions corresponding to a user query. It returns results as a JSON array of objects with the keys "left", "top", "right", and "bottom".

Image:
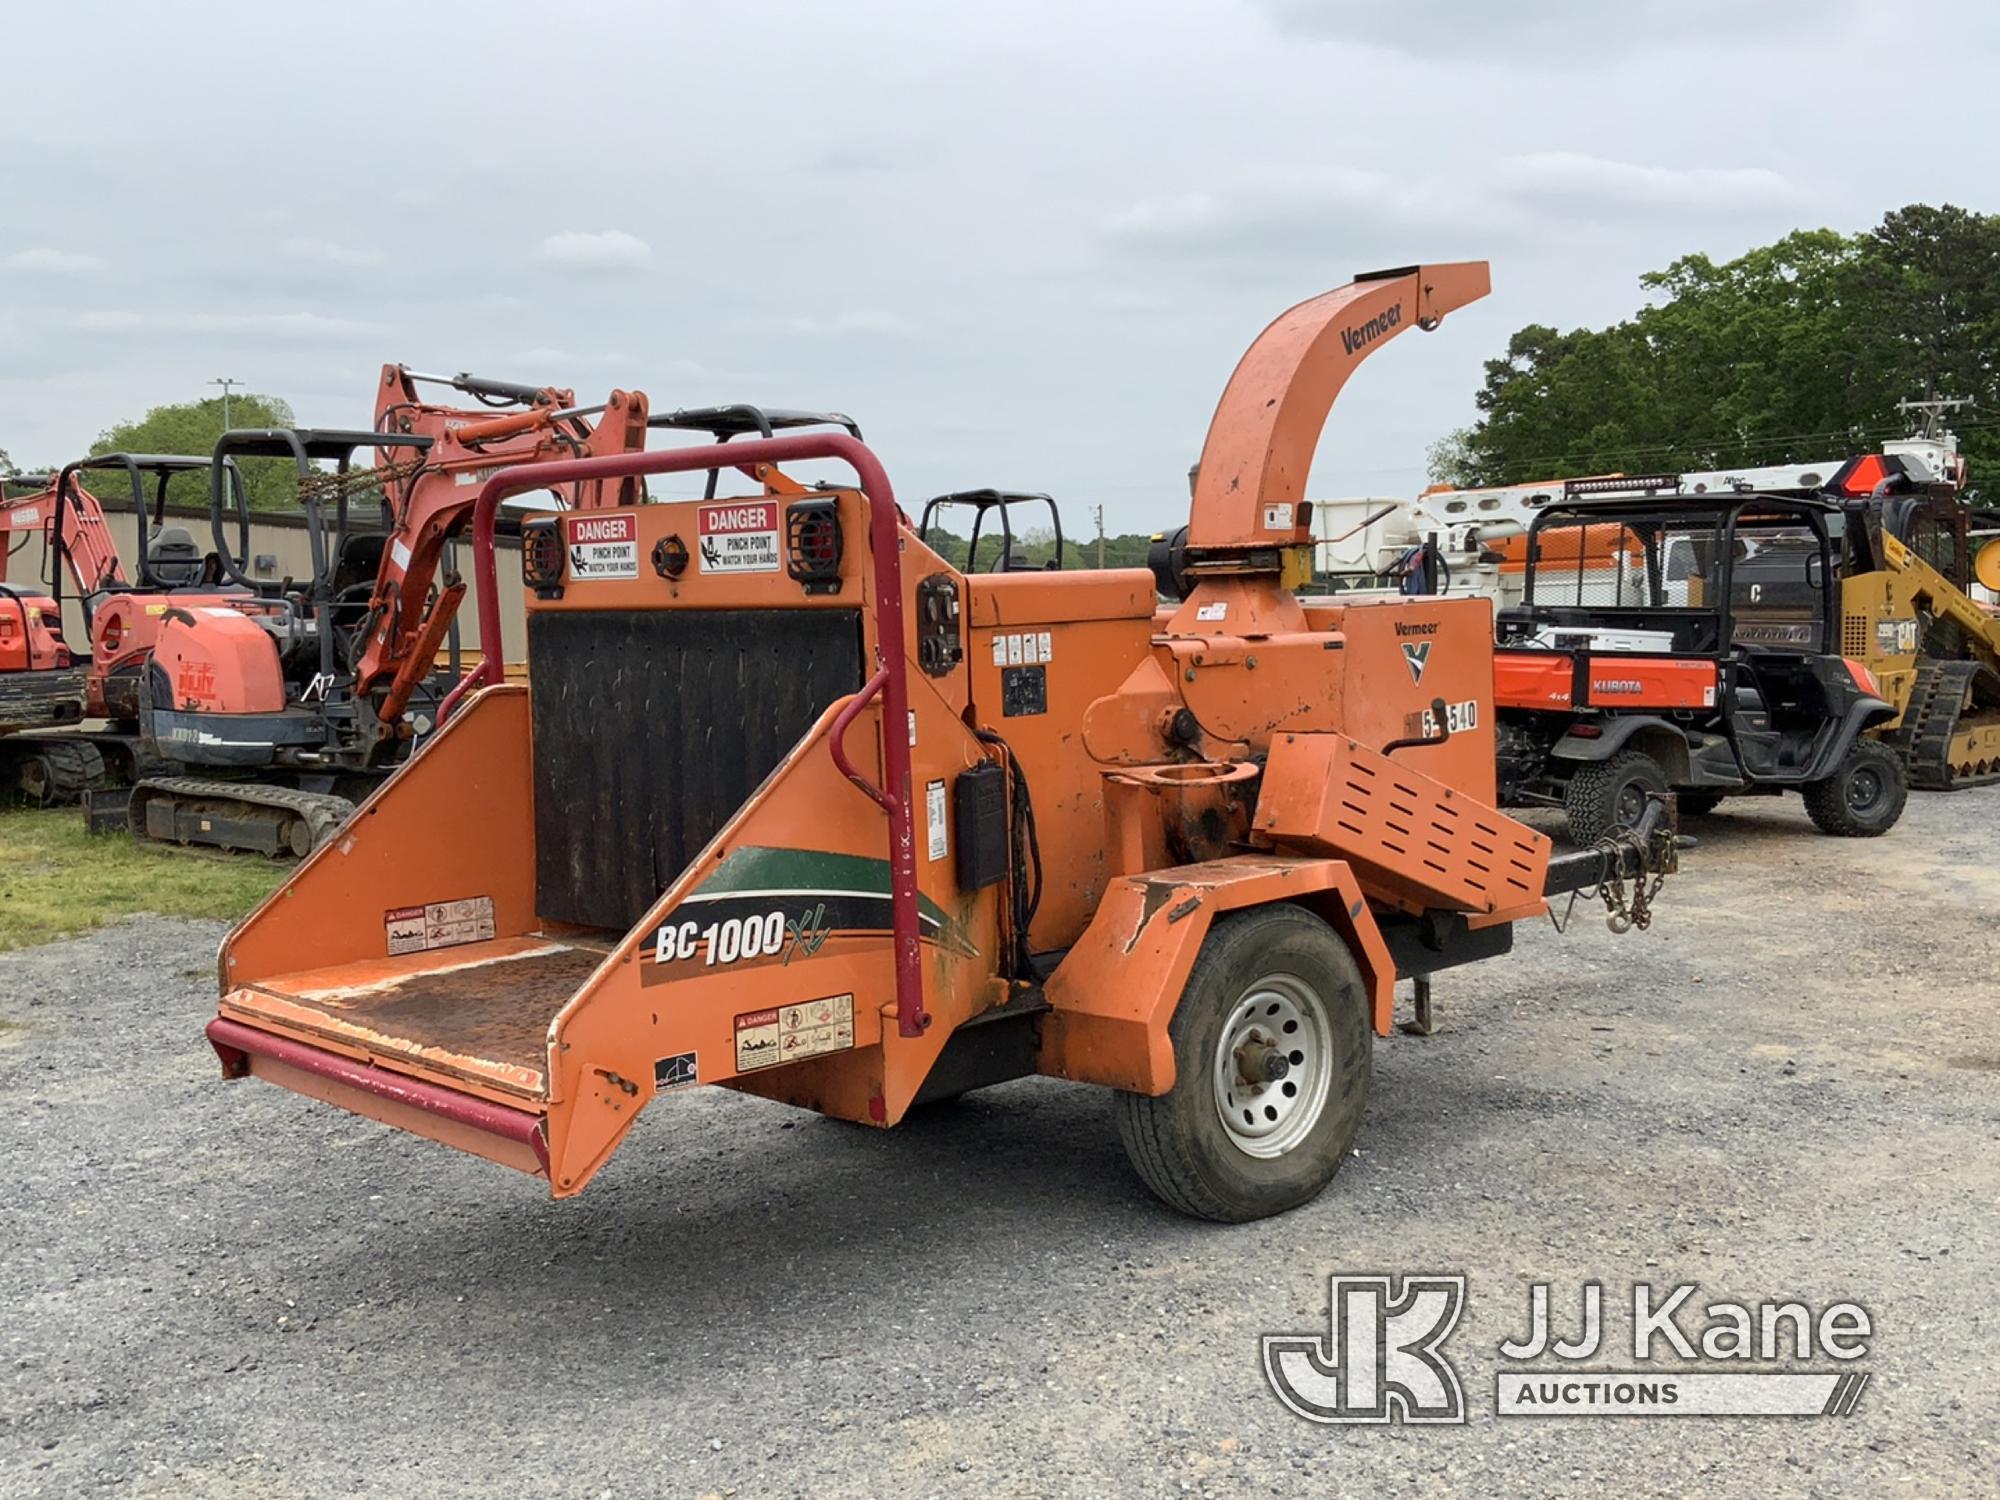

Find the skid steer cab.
[
  {"left": 207, "top": 265, "right": 1681, "bottom": 1222},
  {"left": 1493, "top": 488, "right": 1905, "bottom": 843}
]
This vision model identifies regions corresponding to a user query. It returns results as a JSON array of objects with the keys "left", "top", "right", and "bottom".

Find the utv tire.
[
  {"left": 1677, "top": 790, "right": 1727, "bottom": 817},
  {"left": 1802, "top": 739, "right": 1906, "bottom": 838},
  {"left": 1563, "top": 749, "right": 1668, "bottom": 846},
  {"left": 1115, "top": 904, "right": 1370, "bottom": 1223}
]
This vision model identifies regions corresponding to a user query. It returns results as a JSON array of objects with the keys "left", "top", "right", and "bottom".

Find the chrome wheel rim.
[{"left": 1212, "top": 972, "right": 1332, "bottom": 1159}]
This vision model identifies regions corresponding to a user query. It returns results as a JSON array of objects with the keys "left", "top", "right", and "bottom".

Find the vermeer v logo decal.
[{"left": 1402, "top": 641, "right": 1432, "bottom": 684}]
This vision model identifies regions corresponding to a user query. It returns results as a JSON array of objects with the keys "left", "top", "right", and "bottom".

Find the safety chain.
[
  {"left": 296, "top": 457, "right": 424, "bottom": 503},
  {"left": 1590, "top": 821, "right": 1677, "bottom": 933}
]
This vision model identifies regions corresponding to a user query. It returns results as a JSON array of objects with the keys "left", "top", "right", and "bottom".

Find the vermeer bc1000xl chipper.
[{"left": 206, "top": 264, "right": 1678, "bottom": 1221}]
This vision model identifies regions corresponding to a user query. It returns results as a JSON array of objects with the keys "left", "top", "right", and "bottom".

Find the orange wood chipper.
[{"left": 206, "top": 264, "right": 1678, "bottom": 1220}]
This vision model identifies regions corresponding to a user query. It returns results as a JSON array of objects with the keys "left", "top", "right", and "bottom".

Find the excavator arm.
[
  {"left": 0, "top": 476, "right": 128, "bottom": 596},
  {"left": 1879, "top": 532, "right": 2000, "bottom": 658},
  {"left": 351, "top": 366, "right": 651, "bottom": 719}
]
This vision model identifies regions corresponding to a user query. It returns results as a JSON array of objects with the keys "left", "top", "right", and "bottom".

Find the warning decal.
[
  {"left": 653, "top": 1051, "right": 699, "bottom": 1091},
  {"left": 734, "top": 993, "right": 855, "bottom": 1072},
  {"left": 697, "top": 501, "right": 781, "bottom": 574},
  {"left": 385, "top": 895, "right": 496, "bottom": 956},
  {"left": 567, "top": 513, "right": 638, "bottom": 580},
  {"left": 925, "top": 778, "right": 948, "bottom": 862}
]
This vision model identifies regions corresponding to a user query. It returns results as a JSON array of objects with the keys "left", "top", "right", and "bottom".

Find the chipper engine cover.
[{"left": 206, "top": 264, "right": 1677, "bottom": 1221}]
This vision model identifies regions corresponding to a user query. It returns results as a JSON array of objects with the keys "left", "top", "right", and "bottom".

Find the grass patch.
[{"left": 0, "top": 809, "right": 286, "bottom": 953}]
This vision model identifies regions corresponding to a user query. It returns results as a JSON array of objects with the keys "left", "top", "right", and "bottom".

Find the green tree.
[
  {"left": 921, "top": 523, "right": 1157, "bottom": 572},
  {"left": 1452, "top": 205, "right": 2000, "bottom": 490},
  {"left": 88, "top": 393, "right": 301, "bottom": 512}
]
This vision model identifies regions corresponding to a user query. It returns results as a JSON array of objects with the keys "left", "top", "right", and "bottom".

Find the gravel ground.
[{"left": 2, "top": 789, "right": 1997, "bottom": 1498}]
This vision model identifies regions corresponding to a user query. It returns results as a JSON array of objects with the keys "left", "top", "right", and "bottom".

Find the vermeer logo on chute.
[{"left": 1340, "top": 302, "right": 1403, "bottom": 355}]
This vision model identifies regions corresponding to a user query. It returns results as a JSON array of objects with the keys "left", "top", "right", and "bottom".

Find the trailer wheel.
[
  {"left": 1802, "top": 739, "right": 1906, "bottom": 838},
  {"left": 1563, "top": 749, "right": 1667, "bottom": 845},
  {"left": 1115, "top": 904, "right": 1370, "bottom": 1222}
]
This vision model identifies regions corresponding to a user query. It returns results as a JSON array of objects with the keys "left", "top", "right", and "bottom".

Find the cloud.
[
  {"left": 6, "top": 247, "right": 106, "bottom": 275},
  {"left": 1102, "top": 163, "right": 1477, "bottom": 263},
  {"left": 1495, "top": 153, "right": 1807, "bottom": 216},
  {"left": 279, "top": 236, "right": 385, "bottom": 268},
  {"left": 529, "top": 229, "right": 655, "bottom": 273},
  {"left": 59, "top": 309, "right": 385, "bottom": 343},
  {"left": 1257, "top": 0, "right": 1861, "bottom": 61},
  {"left": 736, "top": 308, "right": 920, "bottom": 339},
  {"left": 1102, "top": 153, "right": 1803, "bottom": 270}
]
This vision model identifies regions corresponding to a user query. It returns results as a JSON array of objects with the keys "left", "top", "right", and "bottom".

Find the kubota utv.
[
  {"left": 1493, "top": 485, "right": 1906, "bottom": 843},
  {"left": 205, "top": 265, "right": 1680, "bottom": 1221}
]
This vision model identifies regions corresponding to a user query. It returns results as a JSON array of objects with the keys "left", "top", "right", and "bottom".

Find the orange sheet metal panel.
[
  {"left": 1582, "top": 657, "right": 1717, "bottom": 711},
  {"left": 1495, "top": 651, "right": 1718, "bottom": 712},
  {"left": 1256, "top": 732, "right": 1549, "bottom": 918},
  {"left": 1494, "top": 651, "right": 1573, "bottom": 709},
  {"left": 1040, "top": 854, "right": 1394, "bottom": 1093}
]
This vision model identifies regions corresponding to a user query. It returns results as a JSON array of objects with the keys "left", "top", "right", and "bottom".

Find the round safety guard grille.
[
  {"left": 521, "top": 520, "right": 564, "bottom": 588},
  {"left": 786, "top": 497, "right": 843, "bottom": 592}
]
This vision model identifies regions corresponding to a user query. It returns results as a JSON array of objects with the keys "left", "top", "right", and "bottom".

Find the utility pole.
[
  {"left": 1093, "top": 503, "right": 1106, "bottom": 569},
  {"left": 209, "top": 376, "right": 242, "bottom": 430},
  {"left": 1896, "top": 394, "right": 1974, "bottom": 441}
]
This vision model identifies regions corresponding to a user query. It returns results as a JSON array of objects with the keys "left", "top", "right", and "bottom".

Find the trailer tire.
[
  {"left": 1802, "top": 739, "right": 1906, "bottom": 838},
  {"left": 1563, "top": 749, "right": 1668, "bottom": 846},
  {"left": 1115, "top": 904, "right": 1370, "bottom": 1223}
]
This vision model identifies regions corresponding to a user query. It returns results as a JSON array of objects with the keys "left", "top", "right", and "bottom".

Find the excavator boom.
[{"left": 351, "top": 365, "right": 650, "bottom": 713}]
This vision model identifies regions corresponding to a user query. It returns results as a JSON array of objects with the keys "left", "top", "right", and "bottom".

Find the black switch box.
[{"left": 954, "top": 762, "right": 1008, "bottom": 891}]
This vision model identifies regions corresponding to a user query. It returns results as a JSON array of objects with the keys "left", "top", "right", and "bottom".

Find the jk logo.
[
  {"left": 1263, "top": 1274, "right": 1467, "bottom": 1424},
  {"left": 1401, "top": 641, "right": 1432, "bottom": 685}
]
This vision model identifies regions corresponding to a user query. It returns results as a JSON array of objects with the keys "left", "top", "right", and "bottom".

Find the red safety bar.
[
  {"left": 206, "top": 1016, "right": 550, "bottom": 1170},
  {"left": 448, "top": 435, "right": 929, "bottom": 1039}
]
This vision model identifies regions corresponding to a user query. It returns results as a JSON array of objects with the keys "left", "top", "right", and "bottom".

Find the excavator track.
[
  {"left": 1, "top": 738, "right": 108, "bottom": 805},
  {"left": 128, "top": 776, "right": 357, "bottom": 857},
  {"left": 1892, "top": 659, "right": 2000, "bottom": 791}
]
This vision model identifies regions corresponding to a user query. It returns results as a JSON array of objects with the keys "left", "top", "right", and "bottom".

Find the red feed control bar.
[
  {"left": 206, "top": 1017, "right": 550, "bottom": 1171},
  {"left": 449, "top": 435, "right": 928, "bottom": 1040}
]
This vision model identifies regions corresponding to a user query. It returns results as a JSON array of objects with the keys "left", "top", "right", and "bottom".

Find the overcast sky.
[{"left": 4, "top": 0, "right": 1995, "bottom": 531}]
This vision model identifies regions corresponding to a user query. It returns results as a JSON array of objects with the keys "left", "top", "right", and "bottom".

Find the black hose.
[{"left": 973, "top": 727, "right": 1044, "bottom": 980}]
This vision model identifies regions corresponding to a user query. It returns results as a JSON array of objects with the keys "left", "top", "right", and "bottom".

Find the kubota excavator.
[
  {"left": 125, "top": 368, "right": 650, "bottom": 854},
  {"left": 1, "top": 455, "right": 258, "bottom": 801},
  {"left": 205, "top": 264, "right": 1682, "bottom": 1222}
]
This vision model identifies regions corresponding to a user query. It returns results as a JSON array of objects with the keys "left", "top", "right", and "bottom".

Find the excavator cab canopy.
[
  {"left": 51, "top": 453, "right": 253, "bottom": 610},
  {"left": 918, "top": 489, "right": 1066, "bottom": 573},
  {"left": 204, "top": 428, "right": 432, "bottom": 601},
  {"left": 647, "top": 405, "right": 864, "bottom": 499}
]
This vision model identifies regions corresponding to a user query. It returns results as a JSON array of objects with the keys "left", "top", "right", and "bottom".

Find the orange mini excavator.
[
  {"left": 125, "top": 369, "right": 648, "bottom": 854},
  {"left": 206, "top": 266, "right": 1679, "bottom": 1221},
  {"left": 1, "top": 455, "right": 257, "bottom": 801}
]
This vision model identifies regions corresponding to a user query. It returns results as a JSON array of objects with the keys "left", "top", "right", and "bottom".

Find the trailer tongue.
[{"left": 208, "top": 265, "right": 1681, "bottom": 1220}]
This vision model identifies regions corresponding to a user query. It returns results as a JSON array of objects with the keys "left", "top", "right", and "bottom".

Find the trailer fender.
[
  {"left": 1549, "top": 716, "right": 1692, "bottom": 781},
  {"left": 1038, "top": 854, "right": 1393, "bottom": 1096}
]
